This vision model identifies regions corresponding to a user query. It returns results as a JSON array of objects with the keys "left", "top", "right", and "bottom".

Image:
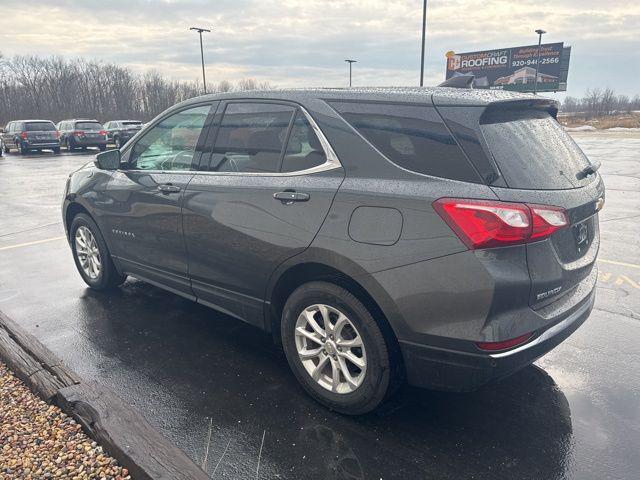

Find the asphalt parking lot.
[{"left": 0, "top": 135, "right": 638, "bottom": 480}]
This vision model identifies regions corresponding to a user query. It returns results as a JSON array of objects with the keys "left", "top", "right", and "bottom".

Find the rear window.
[
  {"left": 75, "top": 122, "right": 102, "bottom": 130},
  {"left": 123, "top": 121, "right": 142, "bottom": 126},
  {"left": 25, "top": 122, "right": 55, "bottom": 132},
  {"left": 331, "top": 102, "right": 482, "bottom": 183},
  {"left": 480, "top": 109, "right": 592, "bottom": 190}
]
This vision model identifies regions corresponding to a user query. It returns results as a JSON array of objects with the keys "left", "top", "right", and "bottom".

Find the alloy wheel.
[
  {"left": 75, "top": 226, "right": 101, "bottom": 279},
  {"left": 295, "top": 304, "right": 367, "bottom": 394}
]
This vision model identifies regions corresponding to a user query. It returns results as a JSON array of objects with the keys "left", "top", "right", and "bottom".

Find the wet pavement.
[{"left": 0, "top": 136, "right": 638, "bottom": 480}]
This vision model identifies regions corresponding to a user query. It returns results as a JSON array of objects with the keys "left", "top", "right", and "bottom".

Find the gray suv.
[
  {"left": 104, "top": 120, "right": 143, "bottom": 149},
  {"left": 57, "top": 119, "right": 108, "bottom": 151},
  {"left": 62, "top": 88, "right": 604, "bottom": 414}
]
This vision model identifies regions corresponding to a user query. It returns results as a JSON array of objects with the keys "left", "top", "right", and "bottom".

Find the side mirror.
[{"left": 94, "top": 149, "right": 121, "bottom": 170}]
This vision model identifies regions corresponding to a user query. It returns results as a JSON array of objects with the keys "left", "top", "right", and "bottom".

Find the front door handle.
[
  {"left": 157, "top": 183, "right": 182, "bottom": 194},
  {"left": 274, "top": 191, "right": 310, "bottom": 204}
]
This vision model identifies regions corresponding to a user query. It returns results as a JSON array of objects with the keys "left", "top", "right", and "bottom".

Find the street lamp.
[
  {"left": 419, "top": 0, "right": 428, "bottom": 86},
  {"left": 190, "top": 26, "right": 211, "bottom": 94},
  {"left": 533, "top": 29, "right": 546, "bottom": 94},
  {"left": 345, "top": 59, "right": 357, "bottom": 87}
]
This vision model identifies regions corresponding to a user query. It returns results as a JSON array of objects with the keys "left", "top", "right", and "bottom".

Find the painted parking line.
[
  {"left": 598, "top": 258, "right": 640, "bottom": 270},
  {"left": 0, "top": 236, "right": 66, "bottom": 251}
]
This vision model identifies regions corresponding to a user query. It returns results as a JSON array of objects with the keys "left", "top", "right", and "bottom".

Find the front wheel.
[
  {"left": 281, "top": 281, "right": 395, "bottom": 415},
  {"left": 70, "top": 213, "right": 126, "bottom": 290}
]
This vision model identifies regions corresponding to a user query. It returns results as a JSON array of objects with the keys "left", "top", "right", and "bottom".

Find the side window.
[
  {"left": 281, "top": 111, "right": 327, "bottom": 173},
  {"left": 210, "top": 103, "right": 295, "bottom": 173},
  {"left": 6, "top": 122, "right": 12, "bottom": 132},
  {"left": 331, "top": 102, "right": 482, "bottom": 183},
  {"left": 129, "top": 104, "right": 211, "bottom": 171}
]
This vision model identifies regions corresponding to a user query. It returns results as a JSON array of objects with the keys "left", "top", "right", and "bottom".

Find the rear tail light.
[
  {"left": 476, "top": 332, "right": 533, "bottom": 351},
  {"left": 20, "top": 131, "right": 28, "bottom": 139},
  {"left": 99, "top": 130, "right": 107, "bottom": 136},
  {"left": 529, "top": 205, "right": 569, "bottom": 240},
  {"left": 55, "top": 131, "right": 60, "bottom": 139},
  {"left": 433, "top": 198, "right": 568, "bottom": 249}
]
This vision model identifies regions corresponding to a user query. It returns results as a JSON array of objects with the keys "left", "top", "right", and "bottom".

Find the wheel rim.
[
  {"left": 75, "top": 226, "right": 102, "bottom": 279},
  {"left": 295, "top": 304, "right": 367, "bottom": 394}
]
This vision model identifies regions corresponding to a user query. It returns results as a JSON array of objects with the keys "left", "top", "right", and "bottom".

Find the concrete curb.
[{"left": 0, "top": 310, "right": 210, "bottom": 480}]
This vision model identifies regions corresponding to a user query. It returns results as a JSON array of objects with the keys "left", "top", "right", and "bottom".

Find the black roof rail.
[{"left": 438, "top": 75, "right": 475, "bottom": 89}]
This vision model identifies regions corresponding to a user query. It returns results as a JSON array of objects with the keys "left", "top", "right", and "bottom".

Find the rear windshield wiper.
[{"left": 578, "top": 161, "right": 601, "bottom": 179}]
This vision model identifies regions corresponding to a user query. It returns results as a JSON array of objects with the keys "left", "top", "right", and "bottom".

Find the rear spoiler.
[{"left": 482, "top": 98, "right": 559, "bottom": 120}]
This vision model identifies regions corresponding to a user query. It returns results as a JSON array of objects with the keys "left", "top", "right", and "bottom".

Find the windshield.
[
  {"left": 76, "top": 122, "right": 102, "bottom": 131},
  {"left": 25, "top": 122, "right": 56, "bottom": 132},
  {"left": 480, "top": 109, "right": 593, "bottom": 190}
]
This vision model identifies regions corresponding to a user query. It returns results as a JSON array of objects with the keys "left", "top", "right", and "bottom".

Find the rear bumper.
[
  {"left": 23, "top": 140, "right": 60, "bottom": 148},
  {"left": 400, "top": 288, "right": 595, "bottom": 391},
  {"left": 72, "top": 136, "right": 107, "bottom": 146}
]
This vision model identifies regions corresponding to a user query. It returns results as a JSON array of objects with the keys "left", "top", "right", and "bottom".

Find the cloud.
[{"left": 1, "top": 0, "right": 638, "bottom": 96}]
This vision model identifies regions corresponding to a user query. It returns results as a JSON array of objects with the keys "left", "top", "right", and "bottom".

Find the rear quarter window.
[
  {"left": 330, "top": 101, "right": 482, "bottom": 183},
  {"left": 480, "top": 108, "right": 592, "bottom": 190}
]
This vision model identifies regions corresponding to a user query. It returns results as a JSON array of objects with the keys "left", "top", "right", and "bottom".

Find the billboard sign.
[{"left": 445, "top": 42, "right": 570, "bottom": 92}]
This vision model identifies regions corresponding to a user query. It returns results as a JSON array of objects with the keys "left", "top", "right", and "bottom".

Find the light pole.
[
  {"left": 190, "top": 26, "right": 211, "bottom": 94},
  {"left": 533, "top": 29, "right": 546, "bottom": 94},
  {"left": 345, "top": 59, "right": 357, "bottom": 87},
  {"left": 419, "top": 0, "right": 428, "bottom": 86}
]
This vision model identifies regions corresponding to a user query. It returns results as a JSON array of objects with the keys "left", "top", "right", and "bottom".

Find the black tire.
[
  {"left": 66, "top": 138, "right": 75, "bottom": 151},
  {"left": 281, "top": 281, "right": 394, "bottom": 415},
  {"left": 98, "top": 144, "right": 107, "bottom": 151},
  {"left": 70, "top": 213, "right": 126, "bottom": 290},
  {"left": 52, "top": 147, "right": 61, "bottom": 154},
  {"left": 3, "top": 142, "right": 9, "bottom": 154}
]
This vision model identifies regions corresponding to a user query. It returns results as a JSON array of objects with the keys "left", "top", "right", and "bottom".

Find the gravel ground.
[{"left": 0, "top": 362, "right": 131, "bottom": 479}]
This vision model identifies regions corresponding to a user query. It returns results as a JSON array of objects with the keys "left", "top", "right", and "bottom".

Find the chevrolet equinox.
[{"left": 62, "top": 88, "right": 604, "bottom": 414}]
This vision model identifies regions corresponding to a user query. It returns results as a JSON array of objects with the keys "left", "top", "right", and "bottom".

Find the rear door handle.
[
  {"left": 273, "top": 191, "right": 310, "bottom": 203},
  {"left": 157, "top": 183, "right": 182, "bottom": 194}
]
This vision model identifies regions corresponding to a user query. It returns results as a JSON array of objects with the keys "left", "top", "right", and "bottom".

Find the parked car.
[
  {"left": 103, "top": 120, "right": 144, "bottom": 149},
  {"left": 57, "top": 119, "right": 107, "bottom": 151},
  {"left": 1, "top": 120, "right": 61, "bottom": 154},
  {"left": 62, "top": 88, "right": 604, "bottom": 414}
]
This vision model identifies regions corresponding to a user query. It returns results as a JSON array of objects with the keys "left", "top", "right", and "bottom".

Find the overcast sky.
[{"left": 1, "top": 0, "right": 638, "bottom": 98}]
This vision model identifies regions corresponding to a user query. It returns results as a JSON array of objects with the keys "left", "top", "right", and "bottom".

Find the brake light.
[
  {"left": 20, "top": 131, "right": 28, "bottom": 139},
  {"left": 476, "top": 332, "right": 533, "bottom": 351},
  {"left": 433, "top": 198, "right": 568, "bottom": 249},
  {"left": 55, "top": 131, "right": 60, "bottom": 139},
  {"left": 99, "top": 130, "right": 107, "bottom": 136}
]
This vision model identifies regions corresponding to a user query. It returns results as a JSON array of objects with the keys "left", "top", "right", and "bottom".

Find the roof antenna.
[{"left": 438, "top": 75, "right": 475, "bottom": 89}]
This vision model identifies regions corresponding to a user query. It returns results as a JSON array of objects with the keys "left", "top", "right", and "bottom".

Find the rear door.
[
  {"left": 442, "top": 105, "right": 604, "bottom": 309},
  {"left": 183, "top": 101, "right": 344, "bottom": 327}
]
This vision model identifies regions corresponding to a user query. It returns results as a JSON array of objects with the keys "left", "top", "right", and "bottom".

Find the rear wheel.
[
  {"left": 66, "top": 138, "right": 75, "bottom": 151},
  {"left": 281, "top": 281, "right": 394, "bottom": 414},
  {"left": 52, "top": 147, "right": 61, "bottom": 154},
  {"left": 98, "top": 144, "right": 107, "bottom": 151},
  {"left": 70, "top": 213, "right": 126, "bottom": 290}
]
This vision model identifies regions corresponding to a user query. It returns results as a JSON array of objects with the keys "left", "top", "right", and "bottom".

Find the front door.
[
  {"left": 102, "top": 103, "right": 215, "bottom": 296},
  {"left": 183, "top": 101, "right": 344, "bottom": 326}
]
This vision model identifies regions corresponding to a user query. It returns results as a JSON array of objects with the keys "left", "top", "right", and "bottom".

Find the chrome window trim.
[{"left": 120, "top": 105, "right": 342, "bottom": 177}]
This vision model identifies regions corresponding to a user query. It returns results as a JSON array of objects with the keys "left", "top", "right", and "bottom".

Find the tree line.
[
  {"left": 562, "top": 88, "right": 640, "bottom": 118},
  {"left": 0, "top": 54, "right": 271, "bottom": 126}
]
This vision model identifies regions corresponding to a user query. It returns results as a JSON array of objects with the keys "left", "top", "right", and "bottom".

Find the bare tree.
[{"left": 0, "top": 54, "right": 273, "bottom": 125}]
